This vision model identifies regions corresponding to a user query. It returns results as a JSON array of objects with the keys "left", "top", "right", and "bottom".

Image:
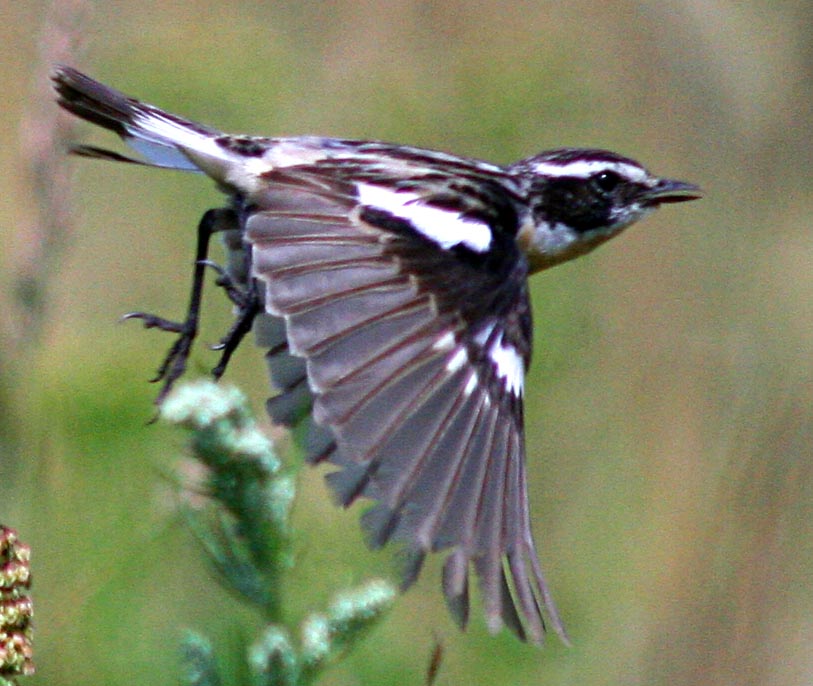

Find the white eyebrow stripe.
[
  {"left": 532, "top": 160, "right": 648, "bottom": 182},
  {"left": 356, "top": 183, "right": 493, "bottom": 252}
]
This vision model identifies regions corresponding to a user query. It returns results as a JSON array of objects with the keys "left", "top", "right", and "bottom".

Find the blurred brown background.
[{"left": 2, "top": 2, "right": 812, "bottom": 685}]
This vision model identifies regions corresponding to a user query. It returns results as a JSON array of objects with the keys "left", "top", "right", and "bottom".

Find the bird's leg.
[
  {"left": 123, "top": 207, "right": 238, "bottom": 404},
  {"left": 202, "top": 260, "right": 263, "bottom": 380}
]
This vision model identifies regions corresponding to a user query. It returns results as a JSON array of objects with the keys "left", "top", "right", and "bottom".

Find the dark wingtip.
[
  {"left": 442, "top": 551, "right": 470, "bottom": 630},
  {"left": 324, "top": 463, "right": 371, "bottom": 507},
  {"left": 527, "top": 550, "right": 571, "bottom": 646},
  {"left": 303, "top": 420, "right": 336, "bottom": 464},
  {"left": 498, "top": 569, "right": 529, "bottom": 642},
  {"left": 265, "top": 386, "right": 311, "bottom": 426},
  {"left": 396, "top": 548, "right": 426, "bottom": 591}
]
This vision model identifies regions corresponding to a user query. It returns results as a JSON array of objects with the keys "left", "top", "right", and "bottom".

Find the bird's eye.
[{"left": 593, "top": 170, "right": 622, "bottom": 193}]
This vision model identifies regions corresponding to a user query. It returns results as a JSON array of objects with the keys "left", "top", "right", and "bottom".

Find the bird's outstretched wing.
[{"left": 245, "top": 162, "right": 566, "bottom": 643}]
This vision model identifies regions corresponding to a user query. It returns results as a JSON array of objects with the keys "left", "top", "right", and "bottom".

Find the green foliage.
[{"left": 162, "top": 381, "right": 395, "bottom": 686}]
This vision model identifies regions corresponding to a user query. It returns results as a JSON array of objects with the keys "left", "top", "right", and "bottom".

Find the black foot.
[
  {"left": 211, "top": 284, "right": 262, "bottom": 379},
  {"left": 198, "top": 259, "right": 263, "bottom": 379},
  {"left": 122, "top": 207, "right": 236, "bottom": 405},
  {"left": 122, "top": 310, "right": 198, "bottom": 404}
]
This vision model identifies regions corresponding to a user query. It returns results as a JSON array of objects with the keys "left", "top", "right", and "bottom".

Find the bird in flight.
[{"left": 53, "top": 66, "right": 701, "bottom": 644}]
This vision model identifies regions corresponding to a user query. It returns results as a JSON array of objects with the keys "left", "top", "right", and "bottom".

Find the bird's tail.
[{"left": 52, "top": 66, "right": 227, "bottom": 171}]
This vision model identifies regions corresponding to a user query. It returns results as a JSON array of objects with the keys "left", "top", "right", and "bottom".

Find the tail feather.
[{"left": 52, "top": 66, "right": 224, "bottom": 171}]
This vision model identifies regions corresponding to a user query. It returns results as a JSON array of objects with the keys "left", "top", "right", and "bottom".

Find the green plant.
[{"left": 161, "top": 380, "right": 395, "bottom": 686}]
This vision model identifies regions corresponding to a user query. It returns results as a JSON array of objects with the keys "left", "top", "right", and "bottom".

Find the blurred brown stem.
[{"left": 9, "top": 0, "right": 89, "bottom": 351}]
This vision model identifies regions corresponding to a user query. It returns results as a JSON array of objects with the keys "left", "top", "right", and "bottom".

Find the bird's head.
[{"left": 512, "top": 148, "right": 702, "bottom": 272}]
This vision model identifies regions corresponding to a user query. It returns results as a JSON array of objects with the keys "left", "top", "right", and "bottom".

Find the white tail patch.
[
  {"left": 357, "top": 183, "right": 492, "bottom": 253},
  {"left": 124, "top": 110, "right": 279, "bottom": 194},
  {"left": 119, "top": 107, "right": 235, "bottom": 175},
  {"left": 126, "top": 137, "right": 201, "bottom": 170},
  {"left": 130, "top": 110, "right": 223, "bottom": 157}
]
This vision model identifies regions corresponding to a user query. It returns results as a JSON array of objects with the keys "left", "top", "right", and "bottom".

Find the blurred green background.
[{"left": 2, "top": 2, "right": 813, "bottom": 685}]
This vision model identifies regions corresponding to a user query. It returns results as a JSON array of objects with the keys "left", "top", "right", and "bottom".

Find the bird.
[{"left": 52, "top": 66, "right": 702, "bottom": 644}]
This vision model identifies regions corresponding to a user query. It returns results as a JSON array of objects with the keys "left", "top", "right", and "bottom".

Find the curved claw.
[{"left": 119, "top": 310, "right": 198, "bottom": 402}]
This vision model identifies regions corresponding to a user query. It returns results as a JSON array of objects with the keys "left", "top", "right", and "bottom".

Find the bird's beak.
[{"left": 643, "top": 179, "right": 704, "bottom": 205}]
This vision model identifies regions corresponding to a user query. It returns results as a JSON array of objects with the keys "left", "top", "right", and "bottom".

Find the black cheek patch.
[{"left": 533, "top": 178, "right": 613, "bottom": 233}]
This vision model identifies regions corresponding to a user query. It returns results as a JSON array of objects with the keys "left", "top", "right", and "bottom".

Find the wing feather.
[
  {"left": 358, "top": 361, "right": 482, "bottom": 547},
  {"left": 329, "top": 343, "right": 454, "bottom": 459},
  {"left": 244, "top": 167, "right": 566, "bottom": 643},
  {"left": 325, "top": 343, "right": 461, "bottom": 506}
]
